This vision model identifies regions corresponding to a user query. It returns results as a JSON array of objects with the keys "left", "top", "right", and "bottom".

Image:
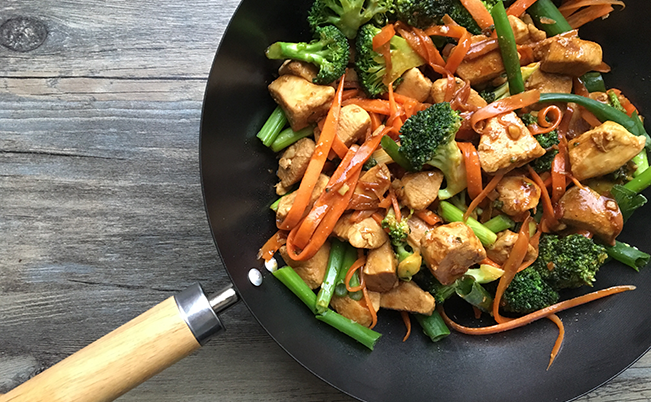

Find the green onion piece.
[
  {"left": 492, "top": 1, "right": 524, "bottom": 95},
  {"left": 349, "top": 271, "right": 364, "bottom": 301},
  {"left": 381, "top": 135, "right": 414, "bottom": 171},
  {"left": 439, "top": 201, "right": 498, "bottom": 246},
  {"left": 624, "top": 164, "right": 651, "bottom": 194},
  {"left": 604, "top": 241, "right": 651, "bottom": 271},
  {"left": 270, "top": 125, "right": 314, "bottom": 153},
  {"left": 610, "top": 185, "right": 647, "bottom": 222},
  {"left": 581, "top": 72, "right": 607, "bottom": 93},
  {"left": 632, "top": 150, "right": 650, "bottom": 178},
  {"left": 483, "top": 214, "right": 515, "bottom": 233},
  {"left": 315, "top": 239, "right": 346, "bottom": 313},
  {"left": 257, "top": 105, "right": 288, "bottom": 147},
  {"left": 316, "top": 310, "right": 382, "bottom": 350},
  {"left": 415, "top": 311, "right": 450, "bottom": 342},
  {"left": 527, "top": 0, "right": 573, "bottom": 37},
  {"left": 334, "top": 243, "right": 358, "bottom": 297},
  {"left": 273, "top": 266, "right": 318, "bottom": 314},
  {"left": 455, "top": 276, "right": 494, "bottom": 313}
]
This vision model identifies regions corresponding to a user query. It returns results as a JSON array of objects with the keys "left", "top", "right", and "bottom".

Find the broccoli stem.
[
  {"left": 414, "top": 311, "right": 450, "bottom": 342},
  {"left": 380, "top": 135, "right": 414, "bottom": 171},
  {"left": 604, "top": 241, "right": 651, "bottom": 271},
  {"left": 483, "top": 214, "right": 515, "bottom": 233},
  {"left": 492, "top": 1, "right": 524, "bottom": 95},
  {"left": 266, "top": 42, "right": 328, "bottom": 66},
  {"left": 439, "top": 201, "right": 498, "bottom": 246},
  {"left": 270, "top": 126, "right": 314, "bottom": 153},
  {"left": 316, "top": 239, "right": 346, "bottom": 313},
  {"left": 273, "top": 266, "right": 382, "bottom": 350},
  {"left": 256, "top": 105, "right": 288, "bottom": 147},
  {"left": 632, "top": 150, "right": 650, "bottom": 178},
  {"left": 527, "top": 0, "right": 573, "bottom": 37}
]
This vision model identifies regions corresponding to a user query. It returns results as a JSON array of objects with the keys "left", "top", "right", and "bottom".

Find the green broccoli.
[
  {"left": 479, "top": 63, "right": 540, "bottom": 104},
  {"left": 381, "top": 208, "right": 410, "bottom": 247},
  {"left": 502, "top": 268, "right": 560, "bottom": 314},
  {"left": 412, "top": 268, "right": 457, "bottom": 305},
  {"left": 308, "top": 0, "right": 393, "bottom": 39},
  {"left": 355, "top": 23, "right": 425, "bottom": 98},
  {"left": 520, "top": 112, "right": 560, "bottom": 173},
  {"left": 266, "top": 25, "right": 349, "bottom": 85},
  {"left": 398, "top": 102, "right": 467, "bottom": 200},
  {"left": 395, "top": 0, "right": 480, "bottom": 33}
]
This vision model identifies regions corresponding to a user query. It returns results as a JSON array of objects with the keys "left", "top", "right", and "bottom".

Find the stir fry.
[{"left": 256, "top": 0, "right": 649, "bottom": 365}]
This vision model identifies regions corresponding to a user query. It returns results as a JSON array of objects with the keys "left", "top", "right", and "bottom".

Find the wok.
[{"left": 3, "top": 0, "right": 651, "bottom": 401}]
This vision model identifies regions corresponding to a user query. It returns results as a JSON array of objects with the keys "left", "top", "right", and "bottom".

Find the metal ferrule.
[{"left": 174, "top": 283, "right": 238, "bottom": 345}]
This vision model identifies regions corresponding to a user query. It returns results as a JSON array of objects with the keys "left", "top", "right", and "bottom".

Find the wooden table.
[{"left": 0, "top": 1, "right": 649, "bottom": 401}]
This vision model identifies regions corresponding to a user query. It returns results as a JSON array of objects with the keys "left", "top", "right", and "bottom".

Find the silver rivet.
[{"left": 248, "top": 268, "right": 263, "bottom": 286}]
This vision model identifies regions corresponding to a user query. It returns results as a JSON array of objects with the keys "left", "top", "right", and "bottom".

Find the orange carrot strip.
[
  {"left": 493, "top": 214, "right": 532, "bottom": 324},
  {"left": 459, "top": 0, "right": 495, "bottom": 29},
  {"left": 401, "top": 311, "right": 412, "bottom": 342},
  {"left": 558, "top": 0, "right": 624, "bottom": 17},
  {"left": 362, "top": 285, "right": 378, "bottom": 329},
  {"left": 481, "top": 257, "right": 503, "bottom": 268},
  {"left": 580, "top": 108, "right": 603, "bottom": 128},
  {"left": 551, "top": 152, "right": 566, "bottom": 205},
  {"left": 411, "top": 26, "right": 446, "bottom": 67},
  {"left": 342, "top": 89, "right": 360, "bottom": 101},
  {"left": 278, "top": 77, "right": 345, "bottom": 230},
  {"left": 372, "top": 211, "right": 386, "bottom": 226},
  {"left": 527, "top": 166, "right": 559, "bottom": 230},
  {"left": 373, "top": 23, "right": 395, "bottom": 51},
  {"left": 257, "top": 230, "right": 287, "bottom": 261},
  {"left": 368, "top": 111, "right": 382, "bottom": 132},
  {"left": 331, "top": 132, "right": 349, "bottom": 159},
  {"left": 389, "top": 187, "right": 402, "bottom": 222},
  {"left": 457, "top": 142, "right": 483, "bottom": 200},
  {"left": 345, "top": 255, "right": 367, "bottom": 292},
  {"left": 343, "top": 98, "right": 392, "bottom": 115},
  {"left": 464, "top": 173, "right": 505, "bottom": 222},
  {"left": 507, "top": 0, "right": 539, "bottom": 16},
  {"left": 528, "top": 105, "right": 563, "bottom": 135},
  {"left": 470, "top": 90, "right": 541, "bottom": 133},
  {"left": 387, "top": 84, "right": 403, "bottom": 137},
  {"left": 465, "top": 38, "right": 499, "bottom": 60},
  {"left": 442, "top": 285, "right": 636, "bottom": 335},
  {"left": 445, "top": 28, "right": 472, "bottom": 74},
  {"left": 567, "top": 4, "right": 614, "bottom": 28},
  {"left": 546, "top": 313, "right": 565, "bottom": 370},
  {"left": 415, "top": 210, "right": 442, "bottom": 226}
]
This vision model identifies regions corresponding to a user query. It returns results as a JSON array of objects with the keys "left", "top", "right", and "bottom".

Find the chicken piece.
[
  {"left": 420, "top": 222, "right": 486, "bottom": 285},
  {"left": 558, "top": 186, "right": 623, "bottom": 245},
  {"left": 406, "top": 215, "right": 435, "bottom": 250},
  {"left": 363, "top": 241, "right": 398, "bottom": 293},
  {"left": 278, "top": 60, "right": 318, "bottom": 83},
  {"left": 487, "top": 230, "right": 538, "bottom": 265},
  {"left": 279, "top": 242, "right": 331, "bottom": 289},
  {"left": 509, "top": 15, "right": 531, "bottom": 44},
  {"left": 336, "top": 104, "right": 371, "bottom": 146},
  {"left": 395, "top": 67, "right": 433, "bottom": 102},
  {"left": 329, "top": 292, "right": 381, "bottom": 328},
  {"left": 430, "top": 77, "right": 487, "bottom": 109},
  {"left": 350, "top": 163, "right": 391, "bottom": 210},
  {"left": 333, "top": 213, "right": 389, "bottom": 249},
  {"left": 477, "top": 112, "right": 546, "bottom": 173},
  {"left": 268, "top": 74, "right": 335, "bottom": 131},
  {"left": 276, "top": 174, "right": 330, "bottom": 222},
  {"left": 525, "top": 69, "right": 572, "bottom": 94},
  {"left": 392, "top": 171, "right": 444, "bottom": 211},
  {"left": 535, "top": 36, "right": 603, "bottom": 77},
  {"left": 276, "top": 138, "right": 315, "bottom": 195},
  {"left": 568, "top": 121, "right": 646, "bottom": 181},
  {"left": 495, "top": 174, "right": 542, "bottom": 216},
  {"left": 380, "top": 281, "right": 436, "bottom": 316}
]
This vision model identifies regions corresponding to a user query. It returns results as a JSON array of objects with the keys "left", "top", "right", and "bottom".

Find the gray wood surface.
[{"left": 0, "top": 1, "right": 649, "bottom": 401}]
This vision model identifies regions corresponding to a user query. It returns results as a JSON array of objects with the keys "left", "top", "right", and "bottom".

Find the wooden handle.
[{"left": 0, "top": 297, "right": 201, "bottom": 402}]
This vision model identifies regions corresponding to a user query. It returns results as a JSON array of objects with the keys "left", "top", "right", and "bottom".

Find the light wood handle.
[{"left": 0, "top": 296, "right": 201, "bottom": 402}]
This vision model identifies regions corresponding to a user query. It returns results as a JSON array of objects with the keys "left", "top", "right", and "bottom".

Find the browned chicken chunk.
[
  {"left": 351, "top": 163, "right": 392, "bottom": 210},
  {"left": 276, "top": 137, "right": 315, "bottom": 195},
  {"left": 380, "top": 281, "right": 436, "bottom": 316},
  {"left": 396, "top": 67, "right": 433, "bottom": 102},
  {"left": 406, "top": 215, "right": 435, "bottom": 250},
  {"left": 495, "top": 174, "right": 542, "bottom": 216},
  {"left": 525, "top": 69, "right": 572, "bottom": 94},
  {"left": 268, "top": 74, "right": 334, "bottom": 131},
  {"left": 363, "top": 241, "right": 398, "bottom": 293},
  {"left": 278, "top": 60, "right": 318, "bottom": 83},
  {"left": 279, "top": 242, "right": 330, "bottom": 289},
  {"left": 535, "top": 35, "right": 603, "bottom": 77},
  {"left": 333, "top": 213, "right": 389, "bottom": 249},
  {"left": 392, "top": 171, "right": 444, "bottom": 211},
  {"left": 276, "top": 174, "right": 330, "bottom": 222},
  {"left": 329, "top": 292, "right": 380, "bottom": 328},
  {"left": 477, "top": 112, "right": 546, "bottom": 173},
  {"left": 336, "top": 104, "right": 371, "bottom": 146},
  {"left": 430, "top": 77, "right": 487, "bottom": 108},
  {"left": 420, "top": 222, "right": 486, "bottom": 285},
  {"left": 487, "top": 230, "right": 538, "bottom": 265},
  {"left": 568, "top": 121, "right": 646, "bottom": 181},
  {"left": 558, "top": 186, "right": 623, "bottom": 245}
]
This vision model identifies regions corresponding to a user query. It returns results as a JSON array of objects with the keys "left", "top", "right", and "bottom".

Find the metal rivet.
[
  {"left": 248, "top": 268, "right": 263, "bottom": 286},
  {"left": 0, "top": 17, "right": 48, "bottom": 52}
]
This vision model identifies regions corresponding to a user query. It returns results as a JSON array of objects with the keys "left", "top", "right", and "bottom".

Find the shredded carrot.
[
  {"left": 440, "top": 285, "right": 635, "bottom": 335},
  {"left": 465, "top": 38, "right": 499, "bottom": 60},
  {"left": 387, "top": 84, "right": 404, "bottom": 137},
  {"left": 257, "top": 230, "right": 287, "bottom": 261},
  {"left": 415, "top": 209, "right": 442, "bottom": 226},
  {"left": 341, "top": 89, "right": 360, "bottom": 101},
  {"left": 343, "top": 98, "right": 392, "bottom": 115},
  {"left": 362, "top": 285, "right": 378, "bottom": 329},
  {"left": 546, "top": 313, "right": 565, "bottom": 370},
  {"left": 372, "top": 211, "right": 386, "bottom": 226},
  {"left": 444, "top": 27, "right": 472, "bottom": 74},
  {"left": 401, "top": 311, "right": 412, "bottom": 341},
  {"left": 369, "top": 111, "right": 382, "bottom": 132},
  {"left": 507, "top": 0, "right": 539, "bottom": 16},
  {"left": 457, "top": 142, "right": 483, "bottom": 200},
  {"left": 527, "top": 166, "right": 560, "bottom": 230},
  {"left": 278, "top": 77, "right": 346, "bottom": 231},
  {"left": 388, "top": 187, "right": 402, "bottom": 222},
  {"left": 558, "top": 0, "right": 624, "bottom": 17},
  {"left": 580, "top": 108, "right": 603, "bottom": 128},
  {"left": 345, "top": 255, "right": 367, "bottom": 292},
  {"left": 573, "top": 77, "right": 590, "bottom": 97},
  {"left": 331, "top": 132, "right": 349, "bottom": 159},
  {"left": 528, "top": 105, "right": 563, "bottom": 135},
  {"left": 470, "top": 90, "right": 541, "bottom": 133},
  {"left": 459, "top": 0, "right": 495, "bottom": 30},
  {"left": 373, "top": 23, "right": 395, "bottom": 51},
  {"left": 464, "top": 173, "right": 505, "bottom": 222}
]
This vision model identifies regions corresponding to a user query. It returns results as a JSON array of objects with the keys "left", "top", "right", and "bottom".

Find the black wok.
[{"left": 200, "top": 1, "right": 651, "bottom": 401}]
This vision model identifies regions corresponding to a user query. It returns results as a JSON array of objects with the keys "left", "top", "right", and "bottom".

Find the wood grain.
[{"left": 1, "top": 0, "right": 650, "bottom": 401}]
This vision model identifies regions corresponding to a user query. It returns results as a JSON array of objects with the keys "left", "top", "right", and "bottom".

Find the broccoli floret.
[
  {"left": 355, "top": 24, "right": 425, "bottom": 98},
  {"left": 266, "top": 25, "right": 349, "bottom": 85},
  {"left": 519, "top": 111, "right": 560, "bottom": 173},
  {"left": 398, "top": 102, "right": 467, "bottom": 200},
  {"left": 533, "top": 130, "right": 560, "bottom": 150},
  {"left": 381, "top": 208, "right": 411, "bottom": 247},
  {"left": 531, "top": 234, "right": 609, "bottom": 289},
  {"left": 395, "top": 0, "right": 482, "bottom": 33},
  {"left": 502, "top": 268, "right": 560, "bottom": 314},
  {"left": 308, "top": 0, "right": 393, "bottom": 39},
  {"left": 480, "top": 63, "right": 540, "bottom": 104},
  {"left": 412, "top": 269, "right": 457, "bottom": 304},
  {"left": 530, "top": 148, "right": 558, "bottom": 173}
]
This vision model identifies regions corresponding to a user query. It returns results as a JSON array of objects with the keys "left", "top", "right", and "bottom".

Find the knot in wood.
[{"left": 0, "top": 16, "right": 48, "bottom": 52}]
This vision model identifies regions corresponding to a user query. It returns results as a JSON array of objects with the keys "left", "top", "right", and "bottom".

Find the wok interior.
[{"left": 200, "top": 1, "right": 651, "bottom": 401}]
